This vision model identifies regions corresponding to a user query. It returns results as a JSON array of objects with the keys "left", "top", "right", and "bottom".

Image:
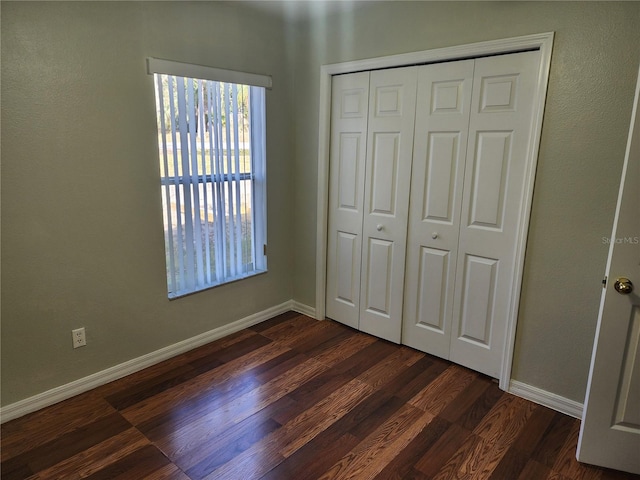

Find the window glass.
[{"left": 153, "top": 73, "right": 266, "bottom": 298}]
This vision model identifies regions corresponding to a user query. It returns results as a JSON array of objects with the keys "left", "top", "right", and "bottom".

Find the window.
[{"left": 148, "top": 59, "right": 269, "bottom": 298}]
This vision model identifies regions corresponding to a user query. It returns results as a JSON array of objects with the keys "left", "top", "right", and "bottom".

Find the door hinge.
[
  {"left": 602, "top": 276, "right": 607, "bottom": 288},
  {"left": 263, "top": 244, "right": 267, "bottom": 256}
]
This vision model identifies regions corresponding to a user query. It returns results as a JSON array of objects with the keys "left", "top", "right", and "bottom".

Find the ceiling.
[{"left": 242, "top": 0, "right": 374, "bottom": 20}]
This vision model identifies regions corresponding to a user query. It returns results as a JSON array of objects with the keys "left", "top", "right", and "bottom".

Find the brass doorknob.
[{"left": 614, "top": 277, "right": 634, "bottom": 295}]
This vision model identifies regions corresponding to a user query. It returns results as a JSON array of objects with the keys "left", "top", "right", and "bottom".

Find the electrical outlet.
[{"left": 72, "top": 327, "right": 86, "bottom": 348}]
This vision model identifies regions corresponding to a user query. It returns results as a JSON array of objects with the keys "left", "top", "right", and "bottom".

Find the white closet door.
[
  {"left": 359, "top": 67, "right": 418, "bottom": 343},
  {"left": 325, "top": 72, "right": 370, "bottom": 328},
  {"left": 450, "top": 50, "right": 541, "bottom": 378},
  {"left": 402, "top": 60, "right": 475, "bottom": 358}
]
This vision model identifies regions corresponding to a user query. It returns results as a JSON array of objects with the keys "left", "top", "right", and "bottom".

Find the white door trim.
[{"left": 315, "top": 32, "right": 554, "bottom": 390}]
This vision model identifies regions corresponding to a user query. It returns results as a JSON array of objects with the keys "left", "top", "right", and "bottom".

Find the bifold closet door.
[
  {"left": 327, "top": 50, "right": 541, "bottom": 374},
  {"left": 450, "top": 50, "right": 540, "bottom": 378},
  {"left": 402, "top": 59, "right": 475, "bottom": 358},
  {"left": 358, "top": 67, "right": 418, "bottom": 343},
  {"left": 402, "top": 50, "right": 540, "bottom": 378},
  {"left": 325, "top": 72, "right": 370, "bottom": 329}
]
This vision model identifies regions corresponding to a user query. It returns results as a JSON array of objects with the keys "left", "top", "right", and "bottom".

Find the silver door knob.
[
  {"left": 376, "top": 224, "right": 384, "bottom": 231},
  {"left": 432, "top": 232, "right": 438, "bottom": 239},
  {"left": 614, "top": 277, "right": 633, "bottom": 295}
]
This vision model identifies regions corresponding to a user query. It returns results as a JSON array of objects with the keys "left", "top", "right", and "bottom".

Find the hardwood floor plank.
[
  {"left": 256, "top": 314, "right": 319, "bottom": 344},
  {"left": 414, "top": 422, "right": 475, "bottom": 477},
  {"left": 405, "top": 468, "right": 432, "bottom": 480},
  {"left": 530, "top": 412, "right": 576, "bottom": 469},
  {"left": 25, "top": 428, "right": 149, "bottom": 480},
  {"left": 81, "top": 445, "right": 171, "bottom": 480},
  {"left": 249, "top": 311, "right": 301, "bottom": 332},
  {"left": 93, "top": 329, "right": 258, "bottom": 398},
  {"left": 356, "top": 347, "right": 425, "bottom": 389},
  {"left": 393, "top": 356, "right": 450, "bottom": 402},
  {"left": 176, "top": 395, "right": 297, "bottom": 475},
  {"left": 181, "top": 416, "right": 281, "bottom": 479},
  {"left": 154, "top": 357, "right": 329, "bottom": 460},
  {"left": 347, "top": 394, "right": 408, "bottom": 441},
  {"left": 487, "top": 443, "right": 531, "bottom": 480},
  {"left": 600, "top": 468, "right": 640, "bottom": 479},
  {"left": 260, "top": 432, "right": 360, "bottom": 480},
  {"left": 471, "top": 388, "right": 530, "bottom": 441},
  {"left": 429, "top": 430, "right": 485, "bottom": 480},
  {"left": 485, "top": 404, "right": 557, "bottom": 480},
  {"left": 0, "top": 460, "right": 32, "bottom": 480},
  {"left": 454, "top": 399, "right": 537, "bottom": 478},
  {"left": 373, "top": 415, "right": 452, "bottom": 480},
  {"left": 438, "top": 375, "right": 493, "bottom": 424},
  {"left": 1, "top": 392, "right": 116, "bottom": 461},
  {"left": 316, "top": 404, "right": 434, "bottom": 480},
  {"left": 325, "top": 338, "right": 400, "bottom": 377},
  {"left": 287, "top": 319, "right": 353, "bottom": 353},
  {"left": 138, "top": 350, "right": 302, "bottom": 440},
  {"left": 551, "top": 420, "right": 603, "bottom": 480},
  {"left": 517, "top": 459, "right": 553, "bottom": 479},
  {"left": 510, "top": 403, "right": 558, "bottom": 455},
  {"left": 298, "top": 324, "right": 358, "bottom": 358},
  {"left": 143, "top": 463, "right": 191, "bottom": 480},
  {"left": 455, "top": 380, "right": 505, "bottom": 431},
  {"left": 263, "top": 379, "right": 407, "bottom": 478},
  {"left": 203, "top": 379, "right": 374, "bottom": 480},
  {"left": 1, "top": 412, "right": 131, "bottom": 476},
  {"left": 279, "top": 378, "right": 375, "bottom": 457},
  {"left": 3, "top": 313, "right": 636, "bottom": 480},
  {"left": 105, "top": 364, "right": 203, "bottom": 411},
  {"left": 271, "top": 339, "right": 400, "bottom": 425},
  {"left": 187, "top": 331, "right": 272, "bottom": 368},
  {"left": 408, "top": 364, "right": 478, "bottom": 415},
  {"left": 310, "top": 330, "right": 378, "bottom": 367},
  {"left": 270, "top": 370, "right": 355, "bottom": 426},
  {"left": 121, "top": 340, "right": 292, "bottom": 425}
]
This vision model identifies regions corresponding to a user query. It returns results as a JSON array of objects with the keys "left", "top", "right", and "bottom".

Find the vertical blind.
[{"left": 153, "top": 72, "right": 266, "bottom": 298}]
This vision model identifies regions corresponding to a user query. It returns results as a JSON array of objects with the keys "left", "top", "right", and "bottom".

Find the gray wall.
[
  {"left": 290, "top": 1, "right": 640, "bottom": 402},
  {"left": 2, "top": 1, "right": 639, "bottom": 408},
  {"left": 1, "top": 1, "right": 295, "bottom": 405}
]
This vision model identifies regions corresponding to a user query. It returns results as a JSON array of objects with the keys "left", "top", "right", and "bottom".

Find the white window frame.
[{"left": 148, "top": 58, "right": 270, "bottom": 298}]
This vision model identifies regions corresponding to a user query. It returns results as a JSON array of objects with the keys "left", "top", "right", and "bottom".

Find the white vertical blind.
[{"left": 153, "top": 72, "right": 267, "bottom": 298}]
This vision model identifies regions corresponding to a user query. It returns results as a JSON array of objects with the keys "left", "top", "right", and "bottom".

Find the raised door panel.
[
  {"left": 450, "top": 50, "right": 541, "bottom": 377},
  {"left": 468, "top": 131, "right": 512, "bottom": 229},
  {"left": 360, "top": 67, "right": 418, "bottom": 343},
  {"left": 613, "top": 306, "right": 640, "bottom": 430},
  {"left": 370, "top": 133, "right": 401, "bottom": 215},
  {"left": 326, "top": 72, "right": 370, "bottom": 328},
  {"left": 402, "top": 60, "right": 474, "bottom": 358},
  {"left": 458, "top": 254, "right": 498, "bottom": 347}
]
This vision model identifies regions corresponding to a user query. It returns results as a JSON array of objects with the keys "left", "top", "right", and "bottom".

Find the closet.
[{"left": 325, "top": 50, "right": 541, "bottom": 378}]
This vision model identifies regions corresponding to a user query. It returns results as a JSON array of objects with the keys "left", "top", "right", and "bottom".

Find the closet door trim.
[{"left": 316, "top": 32, "right": 554, "bottom": 390}]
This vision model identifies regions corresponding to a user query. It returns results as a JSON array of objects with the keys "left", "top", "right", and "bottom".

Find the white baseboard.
[
  {"left": 291, "top": 301, "right": 316, "bottom": 319},
  {"left": 1, "top": 300, "right": 308, "bottom": 424},
  {"left": 7, "top": 301, "right": 582, "bottom": 425},
  {"left": 509, "top": 380, "right": 584, "bottom": 419}
]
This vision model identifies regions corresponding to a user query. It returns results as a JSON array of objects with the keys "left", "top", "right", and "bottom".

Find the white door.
[
  {"left": 402, "top": 59, "right": 475, "bottom": 358},
  {"left": 326, "top": 72, "right": 370, "bottom": 329},
  {"left": 577, "top": 64, "right": 640, "bottom": 475},
  {"left": 450, "top": 50, "right": 540, "bottom": 378},
  {"left": 359, "top": 67, "right": 418, "bottom": 343}
]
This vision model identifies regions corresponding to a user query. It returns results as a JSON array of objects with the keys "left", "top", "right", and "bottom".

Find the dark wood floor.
[{"left": 2, "top": 312, "right": 638, "bottom": 480}]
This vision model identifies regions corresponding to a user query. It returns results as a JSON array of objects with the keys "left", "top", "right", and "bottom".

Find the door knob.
[
  {"left": 432, "top": 232, "right": 439, "bottom": 239},
  {"left": 614, "top": 277, "right": 633, "bottom": 295},
  {"left": 376, "top": 224, "right": 384, "bottom": 231}
]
